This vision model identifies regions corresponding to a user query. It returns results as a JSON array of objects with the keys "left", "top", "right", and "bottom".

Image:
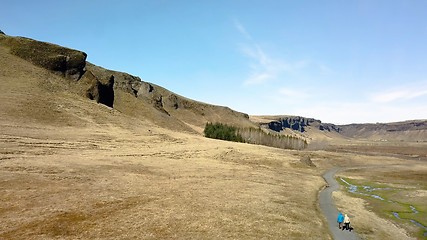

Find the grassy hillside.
[
  {"left": 0, "top": 35, "right": 331, "bottom": 239},
  {"left": 1, "top": 33, "right": 426, "bottom": 239},
  {"left": 0, "top": 34, "right": 256, "bottom": 135}
]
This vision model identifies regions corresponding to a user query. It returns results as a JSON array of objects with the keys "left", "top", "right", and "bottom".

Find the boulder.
[
  {"left": 0, "top": 36, "right": 87, "bottom": 80},
  {"left": 300, "top": 155, "right": 316, "bottom": 167}
]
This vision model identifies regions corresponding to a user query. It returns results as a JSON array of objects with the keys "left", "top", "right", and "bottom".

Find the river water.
[{"left": 340, "top": 178, "right": 427, "bottom": 237}]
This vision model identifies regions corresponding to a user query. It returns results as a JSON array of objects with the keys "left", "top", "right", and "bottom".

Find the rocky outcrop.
[
  {"left": 264, "top": 116, "right": 427, "bottom": 142},
  {"left": 85, "top": 63, "right": 170, "bottom": 114},
  {"left": 275, "top": 117, "right": 316, "bottom": 132},
  {"left": 300, "top": 155, "right": 316, "bottom": 167},
  {"left": 267, "top": 116, "right": 341, "bottom": 133},
  {"left": 319, "top": 123, "right": 342, "bottom": 132},
  {"left": 85, "top": 62, "right": 251, "bottom": 125},
  {"left": 0, "top": 35, "right": 87, "bottom": 80},
  {"left": 0, "top": 30, "right": 5, "bottom": 35},
  {"left": 0, "top": 34, "right": 255, "bottom": 132},
  {"left": 80, "top": 71, "right": 115, "bottom": 108}
]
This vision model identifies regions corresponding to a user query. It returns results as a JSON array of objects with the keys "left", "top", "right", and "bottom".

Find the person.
[
  {"left": 343, "top": 214, "right": 350, "bottom": 231},
  {"left": 337, "top": 212, "right": 344, "bottom": 229}
]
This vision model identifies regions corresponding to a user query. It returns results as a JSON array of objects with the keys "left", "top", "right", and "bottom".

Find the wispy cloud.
[
  {"left": 278, "top": 88, "right": 310, "bottom": 99},
  {"left": 240, "top": 44, "right": 285, "bottom": 85},
  {"left": 296, "top": 100, "right": 427, "bottom": 124},
  {"left": 371, "top": 83, "right": 427, "bottom": 103},
  {"left": 233, "top": 19, "right": 252, "bottom": 40},
  {"left": 234, "top": 19, "right": 309, "bottom": 85},
  {"left": 318, "top": 63, "right": 334, "bottom": 75}
]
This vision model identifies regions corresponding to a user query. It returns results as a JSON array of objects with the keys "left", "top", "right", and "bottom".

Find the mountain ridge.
[
  {"left": 252, "top": 115, "right": 427, "bottom": 142},
  {"left": 1, "top": 32, "right": 426, "bottom": 142},
  {"left": 0, "top": 33, "right": 255, "bottom": 134}
]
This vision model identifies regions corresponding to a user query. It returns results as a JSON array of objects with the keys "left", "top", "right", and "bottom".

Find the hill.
[
  {"left": 0, "top": 34, "right": 255, "bottom": 135},
  {"left": 2, "top": 33, "right": 426, "bottom": 145},
  {"left": 251, "top": 115, "right": 427, "bottom": 143},
  {"left": 0, "top": 33, "right": 333, "bottom": 239},
  {"left": 1, "top": 32, "right": 426, "bottom": 239}
]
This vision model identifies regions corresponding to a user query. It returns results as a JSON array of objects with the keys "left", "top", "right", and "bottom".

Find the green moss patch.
[{"left": 338, "top": 177, "right": 427, "bottom": 238}]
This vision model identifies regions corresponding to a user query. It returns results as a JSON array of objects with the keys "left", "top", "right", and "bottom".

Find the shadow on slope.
[{"left": 0, "top": 34, "right": 255, "bottom": 133}]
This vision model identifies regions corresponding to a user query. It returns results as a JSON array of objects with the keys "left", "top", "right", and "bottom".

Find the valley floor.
[
  {"left": 0, "top": 121, "right": 426, "bottom": 239},
  {"left": 0, "top": 121, "right": 328, "bottom": 239},
  {"left": 1, "top": 33, "right": 426, "bottom": 240}
]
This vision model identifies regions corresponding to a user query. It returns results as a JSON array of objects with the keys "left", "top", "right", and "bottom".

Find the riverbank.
[
  {"left": 319, "top": 168, "right": 360, "bottom": 240},
  {"left": 336, "top": 165, "right": 427, "bottom": 239}
]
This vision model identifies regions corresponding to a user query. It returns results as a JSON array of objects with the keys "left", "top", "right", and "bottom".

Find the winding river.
[{"left": 339, "top": 176, "right": 427, "bottom": 237}]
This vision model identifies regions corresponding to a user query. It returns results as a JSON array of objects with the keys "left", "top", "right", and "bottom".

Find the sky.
[{"left": 2, "top": 0, "right": 427, "bottom": 124}]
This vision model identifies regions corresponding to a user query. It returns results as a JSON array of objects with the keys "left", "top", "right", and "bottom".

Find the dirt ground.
[
  {"left": 1, "top": 42, "right": 426, "bottom": 239},
  {"left": 0, "top": 121, "right": 331, "bottom": 239},
  {"left": 2, "top": 120, "right": 426, "bottom": 239}
]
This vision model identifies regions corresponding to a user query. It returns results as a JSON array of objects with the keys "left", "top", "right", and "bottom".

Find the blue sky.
[{"left": 2, "top": 0, "right": 427, "bottom": 124}]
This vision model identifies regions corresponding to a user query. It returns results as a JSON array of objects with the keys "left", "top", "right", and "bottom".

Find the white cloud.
[
  {"left": 241, "top": 45, "right": 280, "bottom": 85},
  {"left": 318, "top": 63, "right": 334, "bottom": 75},
  {"left": 240, "top": 44, "right": 269, "bottom": 68},
  {"left": 278, "top": 88, "right": 310, "bottom": 98},
  {"left": 371, "top": 83, "right": 427, "bottom": 103},
  {"left": 294, "top": 101, "right": 427, "bottom": 124},
  {"left": 258, "top": 82, "right": 427, "bottom": 124},
  {"left": 233, "top": 19, "right": 252, "bottom": 40},
  {"left": 246, "top": 72, "right": 273, "bottom": 85},
  {"left": 234, "top": 20, "right": 309, "bottom": 85},
  {"left": 240, "top": 44, "right": 310, "bottom": 85}
]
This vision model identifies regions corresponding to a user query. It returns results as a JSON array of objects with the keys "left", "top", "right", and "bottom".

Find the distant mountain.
[
  {"left": 338, "top": 120, "right": 427, "bottom": 142},
  {"left": 1, "top": 33, "right": 425, "bottom": 143},
  {"left": 252, "top": 115, "right": 427, "bottom": 142}
]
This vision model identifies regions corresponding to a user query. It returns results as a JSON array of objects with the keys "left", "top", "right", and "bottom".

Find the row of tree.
[
  {"left": 204, "top": 122, "right": 244, "bottom": 142},
  {"left": 204, "top": 122, "right": 307, "bottom": 150}
]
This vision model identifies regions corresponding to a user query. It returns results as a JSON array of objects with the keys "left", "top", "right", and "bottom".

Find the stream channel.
[{"left": 340, "top": 178, "right": 427, "bottom": 237}]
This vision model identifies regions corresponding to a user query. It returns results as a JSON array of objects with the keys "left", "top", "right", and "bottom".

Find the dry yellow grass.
[
  {"left": 2, "top": 39, "right": 426, "bottom": 239},
  {"left": 0, "top": 122, "right": 331, "bottom": 239},
  {"left": 0, "top": 48, "right": 329, "bottom": 238}
]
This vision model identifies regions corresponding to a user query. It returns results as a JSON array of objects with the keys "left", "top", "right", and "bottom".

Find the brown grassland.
[{"left": 1, "top": 44, "right": 427, "bottom": 239}]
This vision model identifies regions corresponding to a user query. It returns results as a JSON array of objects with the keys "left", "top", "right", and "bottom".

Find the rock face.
[
  {"left": 267, "top": 116, "right": 341, "bottom": 133},
  {"left": 80, "top": 71, "right": 115, "bottom": 108},
  {"left": 264, "top": 116, "right": 427, "bottom": 142},
  {"left": 0, "top": 34, "right": 256, "bottom": 131},
  {"left": 0, "top": 30, "right": 5, "bottom": 35},
  {"left": 85, "top": 62, "right": 251, "bottom": 124},
  {"left": 0, "top": 35, "right": 87, "bottom": 80}
]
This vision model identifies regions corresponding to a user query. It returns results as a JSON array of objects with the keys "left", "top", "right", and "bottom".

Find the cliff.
[
  {"left": 256, "top": 115, "right": 427, "bottom": 142},
  {"left": 0, "top": 34, "right": 255, "bottom": 133},
  {"left": 264, "top": 116, "right": 342, "bottom": 133}
]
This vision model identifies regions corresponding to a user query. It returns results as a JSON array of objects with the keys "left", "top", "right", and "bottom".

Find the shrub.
[{"left": 204, "top": 122, "right": 244, "bottom": 142}]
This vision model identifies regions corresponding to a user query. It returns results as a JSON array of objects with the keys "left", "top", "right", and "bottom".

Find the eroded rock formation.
[
  {"left": 0, "top": 34, "right": 255, "bottom": 131},
  {"left": 0, "top": 35, "right": 87, "bottom": 80},
  {"left": 80, "top": 71, "right": 115, "bottom": 108},
  {"left": 267, "top": 116, "right": 342, "bottom": 133}
]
